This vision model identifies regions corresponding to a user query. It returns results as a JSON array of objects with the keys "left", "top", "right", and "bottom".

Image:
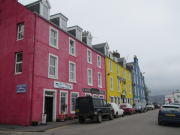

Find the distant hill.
[{"left": 148, "top": 95, "right": 165, "bottom": 104}]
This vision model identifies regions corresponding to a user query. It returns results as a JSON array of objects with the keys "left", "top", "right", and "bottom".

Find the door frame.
[
  {"left": 60, "top": 90, "right": 68, "bottom": 115},
  {"left": 43, "top": 89, "right": 57, "bottom": 122}
]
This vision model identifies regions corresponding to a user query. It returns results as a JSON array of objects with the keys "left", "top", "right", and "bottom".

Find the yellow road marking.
[{"left": 46, "top": 125, "right": 69, "bottom": 132}]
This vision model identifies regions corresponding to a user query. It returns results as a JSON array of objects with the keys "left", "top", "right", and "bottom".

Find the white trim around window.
[
  {"left": 118, "top": 80, "right": 120, "bottom": 92},
  {"left": 110, "top": 96, "right": 114, "bottom": 103},
  {"left": 49, "top": 26, "right": 59, "bottom": 49},
  {"left": 60, "top": 90, "right": 68, "bottom": 115},
  {"left": 93, "top": 94, "right": 98, "bottom": 98},
  {"left": 97, "top": 55, "right": 101, "bottom": 68},
  {"left": 98, "top": 72, "right": 102, "bottom": 88},
  {"left": 71, "top": 92, "right": 79, "bottom": 114},
  {"left": 128, "top": 71, "right": 130, "bottom": 81},
  {"left": 15, "top": 52, "right": 23, "bottom": 74},
  {"left": 69, "top": 61, "right": 76, "bottom": 83},
  {"left": 110, "top": 77, "right": 113, "bottom": 91},
  {"left": 87, "top": 49, "right": 92, "bottom": 64},
  {"left": 48, "top": 53, "right": 58, "bottom": 79},
  {"left": 109, "top": 60, "right": 112, "bottom": 72},
  {"left": 129, "top": 84, "right": 131, "bottom": 94},
  {"left": 17, "top": 23, "right": 24, "bottom": 40},
  {"left": 85, "top": 93, "right": 92, "bottom": 97},
  {"left": 69, "top": 37, "right": 76, "bottom": 57},
  {"left": 87, "top": 68, "right": 93, "bottom": 86}
]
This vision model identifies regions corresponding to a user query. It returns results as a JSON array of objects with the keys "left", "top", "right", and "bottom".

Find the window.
[
  {"left": 48, "top": 54, "right": 58, "bottom": 79},
  {"left": 124, "top": 84, "right": 126, "bottom": 93},
  {"left": 62, "top": 19, "right": 67, "bottom": 30},
  {"left": 60, "top": 91, "right": 68, "bottom": 114},
  {"left": 93, "top": 94, "right": 98, "bottom": 98},
  {"left": 115, "top": 97, "right": 117, "bottom": 104},
  {"left": 49, "top": 27, "right": 58, "bottom": 49},
  {"left": 138, "top": 88, "right": 139, "bottom": 96},
  {"left": 15, "top": 52, "right": 23, "bottom": 74},
  {"left": 137, "top": 77, "right": 138, "bottom": 84},
  {"left": 71, "top": 92, "right": 79, "bottom": 113},
  {"left": 134, "top": 75, "right": 136, "bottom": 83},
  {"left": 69, "top": 61, "right": 76, "bottom": 82},
  {"left": 135, "top": 87, "right": 137, "bottom": 96},
  {"left": 109, "top": 60, "right": 112, "bottom": 72},
  {"left": 118, "top": 80, "right": 120, "bottom": 92},
  {"left": 128, "top": 72, "right": 130, "bottom": 80},
  {"left": 136, "top": 68, "right": 137, "bottom": 74},
  {"left": 17, "top": 23, "right": 24, "bottom": 40},
  {"left": 123, "top": 69, "right": 125, "bottom": 78},
  {"left": 98, "top": 72, "right": 102, "bottom": 88},
  {"left": 43, "top": 5, "right": 48, "bottom": 19},
  {"left": 99, "top": 95, "right": 104, "bottom": 99},
  {"left": 85, "top": 93, "right": 91, "bottom": 97},
  {"left": 129, "top": 84, "right": 131, "bottom": 94},
  {"left": 140, "top": 79, "right": 141, "bottom": 86},
  {"left": 97, "top": 55, "right": 101, "bottom": 68},
  {"left": 88, "top": 68, "right": 93, "bottom": 86},
  {"left": 69, "top": 38, "right": 76, "bottom": 56},
  {"left": 110, "top": 96, "right": 114, "bottom": 103},
  {"left": 110, "top": 77, "right": 113, "bottom": 91},
  {"left": 117, "top": 65, "right": 119, "bottom": 75},
  {"left": 118, "top": 97, "right": 121, "bottom": 105},
  {"left": 141, "top": 89, "right": 142, "bottom": 96},
  {"left": 87, "top": 49, "right": 92, "bottom": 64}
]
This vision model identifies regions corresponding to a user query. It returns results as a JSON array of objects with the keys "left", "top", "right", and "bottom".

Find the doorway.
[{"left": 44, "top": 97, "right": 53, "bottom": 122}]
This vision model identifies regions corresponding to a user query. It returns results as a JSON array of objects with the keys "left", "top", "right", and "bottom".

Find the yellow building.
[{"left": 106, "top": 52, "right": 133, "bottom": 105}]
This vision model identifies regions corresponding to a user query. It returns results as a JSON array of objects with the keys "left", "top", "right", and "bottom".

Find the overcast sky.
[{"left": 18, "top": 0, "right": 180, "bottom": 96}]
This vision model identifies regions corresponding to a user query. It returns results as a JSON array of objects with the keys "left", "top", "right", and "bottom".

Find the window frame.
[
  {"left": 69, "top": 37, "right": 76, "bottom": 57},
  {"left": 15, "top": 52, "right": 23, "bottom": 74},
  {"left": 87, "top": 49, "right": 92, "bottom": 64},
  {"left": 43, "top": 5, "right": 48, "bottom": 19},
  {"left": 123, "top": 69, "right": 125, "bottom": 78},
  {"left": 60, "top": 90, "right": 68, "bottom": 115},
  {"left": 97, "top": 55, "right": 101, "bottom": 68},
  {"left": 93, "top": 94, "right": 98, "bottom": 98},
  {"left": 118, "top": 97, "right": 121, "bottom": 105},
  {"left": 128, "top": 71, "right": 130, "bottom": 81},
  {"left": 71, "top": 92, "right": 79, "bottom": 114},
  {"left": 114, "top": 97, "right": 117, "bottom": 104},
  {"left": 129, "top": 84, "right": 131, "bottom": 94},
  {"left": 48, "top": 53, "right": 58, "bottom": 79},
  {"left": 110, "top": 96, "right": 114, "bottom": 103},
  {"left": 49, "top": 26, "right": 59, "bottom": 49},
  {"left": 69, "top": 61, "right": 76, "bottom": 83},
  {"left": 117, "top": 65, "right": 119, "bottom": 76},
  {"left": 118, "top": 80, "right": 120, "bottom": 92},
  {"left": 87, "top": 68, "right": 93, "bottom": 86},
  {"left": 99, "top": 95, "right": 104, "bottom": 99},
  {"left": 85, "top": 93, "right": 92, "bottom": 97},
  {"left": 98, "top": 72, "right": 102, "bottom": 88},
  {"left": 17, "top": 23, "right": 24, "bottom": 40},
  {"left": 110, "top": 77, "right": 113, "bottom": 91},
  {"left": 109, "top": 60, "right": 112, "bottom": 72}
]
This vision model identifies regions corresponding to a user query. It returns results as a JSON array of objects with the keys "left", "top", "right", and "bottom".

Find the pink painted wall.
[
  {"left": 31, "top": 16, "right": 107, "bottom": 121},
  {"left": 0, "top": 0, "right": 35, "bottom": 125}
]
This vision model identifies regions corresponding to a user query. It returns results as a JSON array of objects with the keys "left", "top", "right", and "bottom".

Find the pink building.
[{"left": 0, "top": 0, "right": 106, "bottom": 125}]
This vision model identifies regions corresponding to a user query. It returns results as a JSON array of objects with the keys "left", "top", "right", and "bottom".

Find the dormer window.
[
  {"left": 82, "top": 31, "right": 92, "bottom": 47},
  {"left": 67, "top": 26, "right": 83, "bottom": 41},
  {"left": 62, "top": 19, "right": 67, "bottom": 30},
  {"left": 43, "top": 5, "right": 48, "bottom": 19}
]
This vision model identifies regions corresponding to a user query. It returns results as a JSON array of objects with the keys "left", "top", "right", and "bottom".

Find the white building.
[{"left": 165, "top": 90, "right": 180, "bottom": 104}]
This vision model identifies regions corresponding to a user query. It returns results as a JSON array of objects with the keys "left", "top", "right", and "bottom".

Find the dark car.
[
  {"left": 153, "top": 102, "right": 161, "bottom": 109},
  {"left": 158, "top": 105, "right": 180, "bottom": 125},
  {"left": 134, "top": 103, "right": 145, "bottom": 113},
  {"left": 75, "top": 96, "right": 114, "bottom": 123}
]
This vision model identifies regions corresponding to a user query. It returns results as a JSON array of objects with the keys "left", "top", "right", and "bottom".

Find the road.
[{"left": 1, "top": 109, "right": 180, "bottom": 135}]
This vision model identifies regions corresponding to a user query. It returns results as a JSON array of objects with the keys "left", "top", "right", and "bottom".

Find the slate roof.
[
  {"left": 25, "top": 0, "right": 41, "bottom": 7},
  {"left": 50, "top": 13, "right": 68, "bottom": 20},
  {"left": 67, "top": 25, "right": 83, "bottom": 30}
]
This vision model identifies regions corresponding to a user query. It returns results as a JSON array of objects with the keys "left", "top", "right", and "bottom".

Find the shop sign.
[
  {"left": 99, "top": 91, "right": 105, "bottom": 94},
  {"left": 82, "top": 88, "right": 91, "bottom": 93},
  {"left": 41, "top": 113, "right": 47, "bottom": 124},
  {"left": 16, "top": 84, "right": 27, "bottom": 93},
  {"left": 54, "top": 81, "right": 73, "bottom": 90},
  {"left": 91, "top": 88, "right": 100, "bottom": 94},
  {"left": 121, "top": 95, "right": 125, "bottom": 98}
]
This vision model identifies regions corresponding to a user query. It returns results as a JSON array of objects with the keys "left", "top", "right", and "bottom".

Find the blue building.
[{"left": 127, "top": 55, "right": 146, "bottom": 104}]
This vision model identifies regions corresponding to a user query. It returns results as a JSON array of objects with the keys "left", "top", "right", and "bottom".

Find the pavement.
[{"left": 0, "top": 119, "right": 79, "bottom": 133}]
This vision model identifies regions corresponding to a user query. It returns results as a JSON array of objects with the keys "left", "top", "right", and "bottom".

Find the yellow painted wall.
[{"left": 106, "top": 56, "right": 133, "bottom": 105}]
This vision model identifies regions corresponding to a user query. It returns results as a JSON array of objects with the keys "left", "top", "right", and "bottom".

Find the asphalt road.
[{"left": 1, "top": 109, "right": 180, "bottom": 135}]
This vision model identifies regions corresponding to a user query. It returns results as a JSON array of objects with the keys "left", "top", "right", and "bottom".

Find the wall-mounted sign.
[
  {"left": 82, "top": 88, "right": 105, "bottom": 94},
  {"left": 117, "top": 76, "right": 126, "bottom": 83},
  {"left": 54, "top": 81, "right": 73, "bottom": 90},
  {"left": 16, "top": 84, "right": 27, "bottom": 93},
  {"left": 121, "top": 95, "right": 126, "bottom": 98}
]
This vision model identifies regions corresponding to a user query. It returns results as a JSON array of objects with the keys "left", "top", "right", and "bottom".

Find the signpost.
[{"left": 16, "top": 84, "right": 27, "bottom": 93}]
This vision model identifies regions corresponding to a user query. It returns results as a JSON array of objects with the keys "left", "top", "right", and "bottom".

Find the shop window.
[{"left": 71, "top": 92, "right": 79, "bottom": 114}]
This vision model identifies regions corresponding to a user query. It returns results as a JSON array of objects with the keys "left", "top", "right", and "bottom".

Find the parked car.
[
  {"left": 142, "top": 104, "right": 148, "bottom": 112},
  {"left": 153, "top": 102, "right": 161, "bottom": 109},
  {"left": 120, "top": 103, "right": 136, "bottom": 115},
  {"left": 109, "top": 103, "right": 124, "bottom": 118},
  {"left": 146, "top": 102, "right": 155, "bottom": 110},
  {"left": 75, "top": 96, "right": 114, "bottom": 123},
  {"left": 158, "top": 105, "right": 180, "bottom": 125},
  {"left": 134, "top": 103, "right": 145, "bottom": 113}
]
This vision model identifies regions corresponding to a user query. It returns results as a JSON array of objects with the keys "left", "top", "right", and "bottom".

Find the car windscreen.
[
  {"left": 162, "top": 106, "right": 180, "bottom": 112},
  {"left": 93, "top": 98, "right": 100, "bottom": 107}
]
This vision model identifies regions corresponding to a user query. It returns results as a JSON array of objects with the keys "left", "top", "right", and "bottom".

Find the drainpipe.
[{"left": 30, "top": 13, "right": 37, "bottom": 125}]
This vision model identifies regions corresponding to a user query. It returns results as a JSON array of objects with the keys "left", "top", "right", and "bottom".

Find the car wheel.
[
  {"left": 122, "top": 113, "right": 124, "bottom": 117},
  {"left": 129, "top": 111, "right": 132, "bottom": 115},
  {"left": 109, "top": 111, "right": 114, "bottom": 120},
  {"left": 134, "top": 111, "right": 136, "bottom": 114},
  {"left": 140, "top": 109, "right": 142, "bottom": 113},
  {"left": 158, "top": 119, "right": 162, "bottom": 125},
  {"left": 79, "top": 116, "right": 85, "bottom": 124},
  {"left": 97, "top": 112, "right": 102, "bottom": 123},
  {"left": 143, "top": 109, "right": 145, "bottom": 113}
]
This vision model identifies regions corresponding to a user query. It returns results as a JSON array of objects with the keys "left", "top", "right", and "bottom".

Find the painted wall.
[
  {"left": 106, "top": 57, "right": 133, "bottom": 105},
  {"left": 0, "top": 0, "right": 35, "bottom": 125},
  {"left": 31, "top": 15, "right": 107, "bottom": 122}
]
